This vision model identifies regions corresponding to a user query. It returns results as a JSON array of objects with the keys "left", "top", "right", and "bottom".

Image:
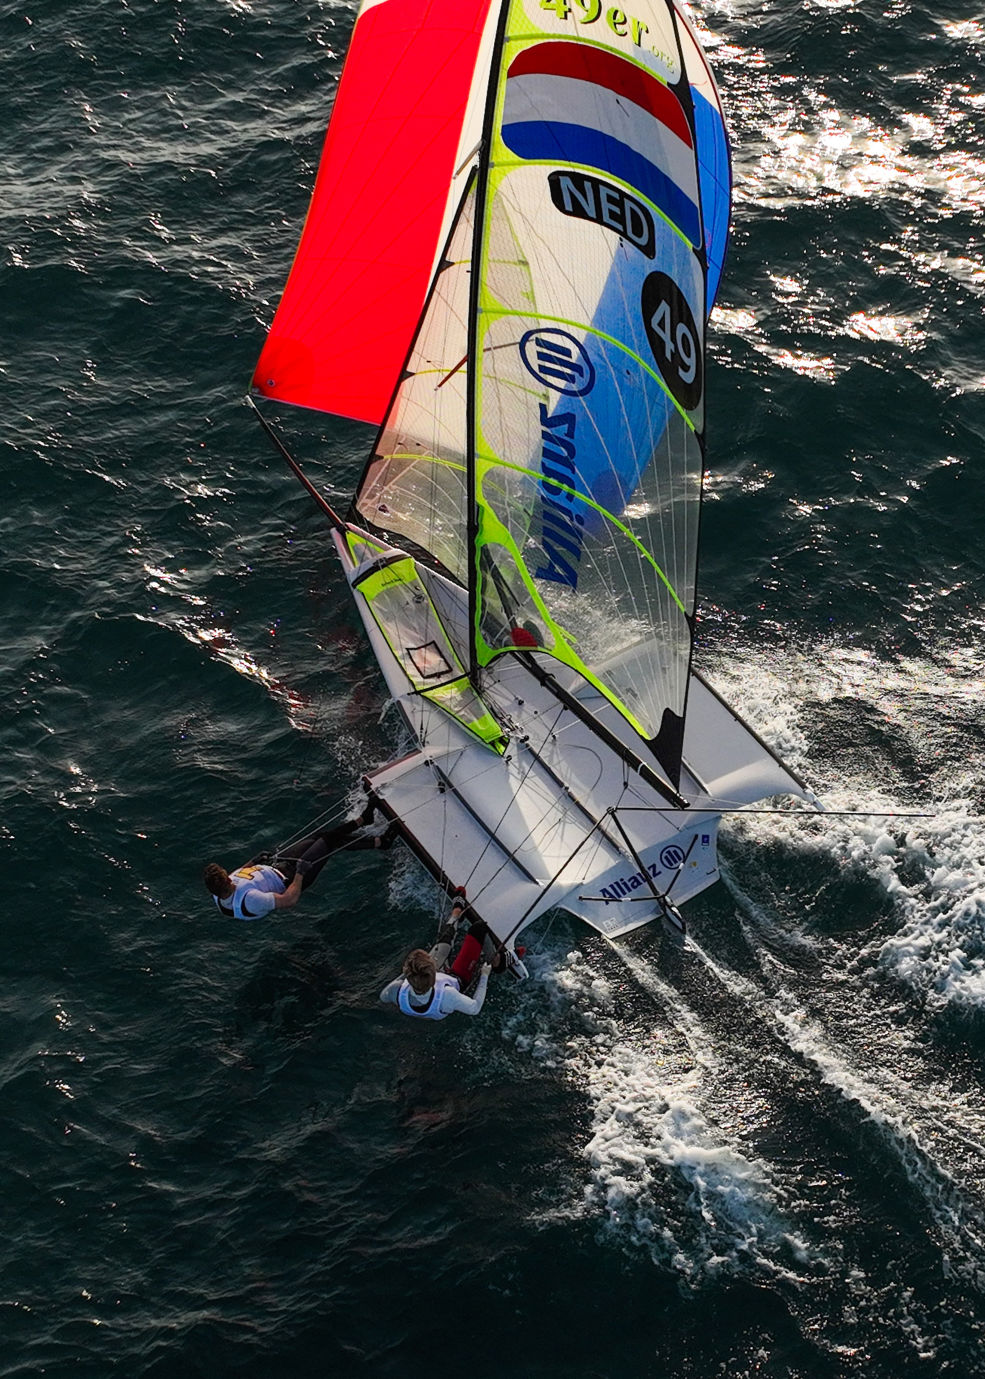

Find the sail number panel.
[
  {"left": 641, "top": 270, "right": 703, "bottom": 411},
  {"left": 549, "top": 170, "right": 657, "bottom": 258}
]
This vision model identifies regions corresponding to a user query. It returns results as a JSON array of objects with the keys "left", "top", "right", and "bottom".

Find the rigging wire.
[
  {"left": 502, "top": 813, "right": 613, "bottom": 945},
  {"left": 360, "top": 686, "right": 688, "bottom": 927},
  {"left": 458, "top": 701, "right": 571, "bottom": 893},
  {"left": 467, "top": 748, "right": 627, "bottom": 920},
  {"left": 270, "top": 796, "right": 361, "bottom": 857}
]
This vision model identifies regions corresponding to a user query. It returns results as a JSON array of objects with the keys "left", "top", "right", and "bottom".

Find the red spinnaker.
[{"left": 252, "top": 0, "right": 493, "bottom": 426}]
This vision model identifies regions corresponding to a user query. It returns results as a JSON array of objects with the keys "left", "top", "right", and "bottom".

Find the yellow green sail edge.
[{"left": 347, "top": 534, "right": 506, "bottom": 753}]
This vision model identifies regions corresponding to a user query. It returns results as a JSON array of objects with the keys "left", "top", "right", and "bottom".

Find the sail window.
[
  {"left": 355, "top": 555, "right": 505, "bottom": 752},
  {"left": 407, "top": 642, "right": 454, "bottom": 681}
]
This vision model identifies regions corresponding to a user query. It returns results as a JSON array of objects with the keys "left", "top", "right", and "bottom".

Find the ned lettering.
[{"left": 549, "top": 170, "right": 656, "bottom": 258}]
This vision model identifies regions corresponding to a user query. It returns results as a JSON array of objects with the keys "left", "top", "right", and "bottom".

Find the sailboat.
[{"left": 249, "top": 0, "right": 812, "bottom": 959}]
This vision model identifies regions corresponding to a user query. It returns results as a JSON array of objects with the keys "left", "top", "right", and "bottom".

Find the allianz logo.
[
  {"left": 599, "top": 859, "right": 664, "bottom": 903},
  {"left": 598, "top": 839, "right": 708, "bottom": 903}
]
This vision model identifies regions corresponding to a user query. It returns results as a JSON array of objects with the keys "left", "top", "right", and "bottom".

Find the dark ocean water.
[{"left": 4, "top": 1, "right": 985, "bottom": 1375}]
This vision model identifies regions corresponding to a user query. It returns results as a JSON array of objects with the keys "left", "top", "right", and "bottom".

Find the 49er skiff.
[{"left": 249, "top": 0, "right": 812, "bottom": 956}]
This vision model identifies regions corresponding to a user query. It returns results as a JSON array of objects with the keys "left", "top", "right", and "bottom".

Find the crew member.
[
  {"left": 379, "top": 888, "right": 504, "bottom": 1020},
  {"left": 205, "top": 806, "right": 395, "bottom": 920}
]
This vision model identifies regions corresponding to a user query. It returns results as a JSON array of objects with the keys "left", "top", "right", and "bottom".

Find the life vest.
[
  {"left": 214, "top": 864, "right": 286, "bottom": 920},
  {"left": 397, "top": 972, "right": 460, "bottom": 1021}
]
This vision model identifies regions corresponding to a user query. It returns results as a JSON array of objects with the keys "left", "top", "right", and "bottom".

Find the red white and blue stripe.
[{"left": 501, "top": 42, "right": 701, "bottom": 247}]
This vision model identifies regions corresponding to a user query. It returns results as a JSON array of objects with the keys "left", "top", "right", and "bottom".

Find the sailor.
[
  {"left": 205, "top": 806, "right": 396, "bottom": 920},
  {"left": 379, "top": 888, "right": 503, "bottom": 1020}
]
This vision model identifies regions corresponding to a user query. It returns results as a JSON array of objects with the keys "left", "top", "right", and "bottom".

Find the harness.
[
  {"left": 397, "top": 972, "right": 460, "bottom": 1021},
  {"left": 215, "top": 866, "right": 287, "bottom": 920}
]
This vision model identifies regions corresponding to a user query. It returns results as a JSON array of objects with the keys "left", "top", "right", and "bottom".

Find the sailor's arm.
[
  {"left": 441, "top": 964, "right": 491, "bottom": 1016},
  {"left": 379, "top": 978, "right": 403, "bottom": 1005},
  {"left": 272, "top": 873, "right": 303, "bottom": 910}
]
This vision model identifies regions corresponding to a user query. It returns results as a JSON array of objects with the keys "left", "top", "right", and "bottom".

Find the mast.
[
  {"left": 656, "top": 0, "right": 710, "bottom": 786},
  {"left": 466, "top": 0, "right": 514, "bottom": 681}
]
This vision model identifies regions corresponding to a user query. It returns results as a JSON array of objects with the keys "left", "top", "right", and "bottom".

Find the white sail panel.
[{"left": 354, "top": 186, "right": 477, "bottom": 584}]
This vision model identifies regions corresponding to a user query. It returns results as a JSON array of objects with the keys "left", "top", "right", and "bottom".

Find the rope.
[{"left": 269, "top": 795, "right": 360, "bottom": 856}]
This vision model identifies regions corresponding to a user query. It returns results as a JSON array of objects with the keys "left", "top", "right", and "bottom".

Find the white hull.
[{"left": 336, "top": 529, "right": 810, "bottom": 948}]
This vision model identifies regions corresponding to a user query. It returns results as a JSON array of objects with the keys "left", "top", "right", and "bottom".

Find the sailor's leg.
[
  {"left": 427, "top": 895, "right": 470, "bottom": 971},
  {"left": 464, "top": 918, "right": 508, "bottom": 972},
  {"left": 278, "top": 822, "right": 363, "bottom": 889},
  {"left": 449, "top": 911, "right": 495, "bottom": 982},
  {"left": 449, "top": 933, "right": 483, "bottom": 983},
  {"left": 357, "top": 797, "right": 380, "bottom": 827},
  {"left": 429, "top": 939, "right": 454, "bottom": 969},
  {"left": 276, "top": 835, "right": 320, "bottom": 890}
]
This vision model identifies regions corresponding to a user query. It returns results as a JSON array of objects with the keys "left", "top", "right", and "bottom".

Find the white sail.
[{"left": 354, "top": 185, "right": 478, "bottom": 587}]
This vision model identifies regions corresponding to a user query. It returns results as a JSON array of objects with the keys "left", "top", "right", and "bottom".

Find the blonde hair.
[{"left": 403, "top": 948, "right": 436, "bottom": 996}]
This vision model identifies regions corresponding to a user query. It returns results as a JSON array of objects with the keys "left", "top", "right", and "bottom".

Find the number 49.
[{"left": 649, "top": 299, "right": 697, "bottom": 384}]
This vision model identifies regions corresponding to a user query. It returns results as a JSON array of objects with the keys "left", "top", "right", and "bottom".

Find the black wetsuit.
[{"left": 254, "top": 811, "right": 393, "bottom": 891}]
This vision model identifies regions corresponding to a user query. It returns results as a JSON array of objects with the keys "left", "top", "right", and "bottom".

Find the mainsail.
[
  {"left": 470, "top": 8, "right": 709, "bottom": 787},
  {"left": 251, "top": 0, "right": 810, "bottom": 951}
]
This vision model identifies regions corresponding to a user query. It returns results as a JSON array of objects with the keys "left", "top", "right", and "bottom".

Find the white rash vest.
[{"left": 215, "top": 864, "right": 287, "bottom": 920}]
